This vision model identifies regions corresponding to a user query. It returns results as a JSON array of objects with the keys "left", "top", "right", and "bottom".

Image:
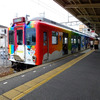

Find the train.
[{"left": 8, "top": 17, "right": 94, "bottom": 69}]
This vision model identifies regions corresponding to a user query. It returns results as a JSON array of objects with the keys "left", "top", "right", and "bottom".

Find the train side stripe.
[
  {"left": 11, "top": 45, "right": 14, "bottom": 54},
  {"left": 9, "top": 45, "right": 11, "bottom": 54}
]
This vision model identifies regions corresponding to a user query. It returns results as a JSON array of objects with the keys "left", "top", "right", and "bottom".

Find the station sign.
[{"left": 13, "top": 17, "right": 25, "bottom": 24}]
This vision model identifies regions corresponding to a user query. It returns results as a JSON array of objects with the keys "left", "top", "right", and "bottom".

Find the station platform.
[{"left": 0, "top": 49, "right": 100, "bottom": 100}]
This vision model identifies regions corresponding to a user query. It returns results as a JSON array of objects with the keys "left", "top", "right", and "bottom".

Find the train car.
[
  {"left": 71, "top": 31, "right": 80, "bottom": 53},
  {"left": 8, "top": 17, "right": 93, "bottom": 69}
]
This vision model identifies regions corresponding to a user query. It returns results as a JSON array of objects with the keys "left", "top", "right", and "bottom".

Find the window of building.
[{"left": 2, "top": 30, "right": 4, "bottom": 32}]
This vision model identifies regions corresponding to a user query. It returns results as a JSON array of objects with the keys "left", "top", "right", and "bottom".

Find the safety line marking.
[
  {"left": 21, "top": 75, "right": 25, "bottom": 77},
  {"left": 1, "top": 50, "right": 94, "bottom": 100},
  {"left": 43, "top": 67, "right": 46, "bottom": 69},
  {"left": 33, "top": 70, "right": 36, "bottom": 73},
  {"left": 3, "top": 82, "right": 8, "bottom": 85}
]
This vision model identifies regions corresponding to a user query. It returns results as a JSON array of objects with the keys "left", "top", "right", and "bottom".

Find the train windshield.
[
  {"left": 26, "top": 28, "right": 36, "bottom": 45},
  {"left": 17, "top": 30, "right": 23, "bottom": 45},
  {"left": 9, "top": 30, "right": 14, "bottom": 45}
]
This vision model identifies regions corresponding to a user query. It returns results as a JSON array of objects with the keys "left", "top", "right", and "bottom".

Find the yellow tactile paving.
[
  {"left": 3, "top": 89, "right": 21, "bottom": 99},
  {"left": 32, "top": 76, "right": 46, "bottom": 83},
  {"left": 52, "top": 67, "right": 64, "bottom": 72},
  {"left": 43, "top": 70, "right": 59, "bottom": 76},
  {"left": 15, "top": 85, "right": 30, "bottom": 92},
  {"left": 0, "top": 95, "right": 9, "bottom": 100},
  {"left": 24, "top": 79, "right": 39, "bottom": 87},
  {"left": 0, "top": 50, "right": 94, "bottom": 100}
]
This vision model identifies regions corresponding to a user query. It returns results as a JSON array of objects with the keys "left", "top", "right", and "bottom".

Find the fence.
[{"left": 0, "top": 48, "right": 11, "bottom": 67}]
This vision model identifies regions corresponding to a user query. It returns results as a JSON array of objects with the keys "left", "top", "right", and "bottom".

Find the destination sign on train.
[{"left": 13, "top": 17, "right": 25, "bottom": 24}]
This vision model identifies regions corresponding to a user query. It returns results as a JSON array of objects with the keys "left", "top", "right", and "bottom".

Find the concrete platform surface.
[{"left": 0, "top": 49, "right": 100, "bottom": 100}]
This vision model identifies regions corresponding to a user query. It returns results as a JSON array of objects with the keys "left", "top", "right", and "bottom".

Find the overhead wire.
[{"left": 30, "top": 0, "right": 68, "bottom": 21}]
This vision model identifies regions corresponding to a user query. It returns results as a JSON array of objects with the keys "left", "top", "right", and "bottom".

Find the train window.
[
  {"left": 26, "top": 28, "right": 36, "bottom": 45},
  {"left": 82, "top": 38, "right": 84, "bottom": 45},
  {"left": 86, "top": 39, "right": 87, "bottom": 43},
  {"left": 71, "top": 38, "right": 74, "bottom": 44},
  {"left": 9, "top": 30, "right": 14, "bottom": 45},
  {"left": 78, "top": 39, "right": 80, "bottom": 43},
  {"left": 44, "top": 32, "right": 47, "bottom": 46},
  {"left": 64, "top": 37, "right": 68, "bottom": 44},
  {"left": 81, "top": 37, "right": 84, "bottom": 45},
  {"left": 17, "top": 30, "right": 23, "bottom": 45},
  {"left": 74, "top": 38, "right": 76, "bottom": 44},
  {"left": 52, "top": 31, "right": 58, "bottom": 45}
]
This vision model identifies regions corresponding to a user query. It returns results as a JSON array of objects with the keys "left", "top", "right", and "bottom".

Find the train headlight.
[{"left": 32, "top": 56, "right": 36, "bottom": 63}]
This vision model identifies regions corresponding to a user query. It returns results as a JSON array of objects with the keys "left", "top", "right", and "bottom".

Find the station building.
[{"left": 0, "top": 25, "right": 8, "bottom": 51}]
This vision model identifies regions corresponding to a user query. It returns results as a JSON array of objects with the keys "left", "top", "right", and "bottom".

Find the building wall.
[{"left": 0, "top": 27, "right": 8, "bottom": 49}]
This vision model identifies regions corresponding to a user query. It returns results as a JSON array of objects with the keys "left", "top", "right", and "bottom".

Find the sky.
[{"left": 0, "top": 0, "right": 79, "bottom": 28}]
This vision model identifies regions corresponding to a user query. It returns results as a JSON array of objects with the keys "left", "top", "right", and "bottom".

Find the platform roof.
[{"left": 54, "top": 0, "right": 100, "bottom": 35}]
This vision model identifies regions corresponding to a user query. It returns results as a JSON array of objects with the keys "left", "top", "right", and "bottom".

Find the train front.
[{"left": 8, "top": 17, "right": 37, "bottom": 66}]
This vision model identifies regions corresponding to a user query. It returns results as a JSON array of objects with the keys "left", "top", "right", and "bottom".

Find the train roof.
[{"left": 31, "top": 17, "right": 89, "bottom": 37}]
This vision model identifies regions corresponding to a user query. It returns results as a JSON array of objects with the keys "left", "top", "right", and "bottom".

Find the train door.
[
  {"left": 14, "top": 26, "right": 25, "bottom": 61},
  {"left": 63, "top": 33, "right": 68, "bottom": 55},
  {"left": 78, "top": 36, "right": 81, "bottom": 51},
  {"left": 43, "top": 32, "right": 49, "bottom": 61}
]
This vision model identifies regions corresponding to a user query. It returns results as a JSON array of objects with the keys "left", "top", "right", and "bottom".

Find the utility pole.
[
  {"left": 39, "top": 12, "right": 45, "bottom": 18},
  {"left": 4, "top": 29, "right": 7, "bottom": 66},
  {"left": 16, "top": 13, "right": 18, "bottom": 18}
]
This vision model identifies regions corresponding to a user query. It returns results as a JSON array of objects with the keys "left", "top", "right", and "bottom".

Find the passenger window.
[
  {"left": 52, "top": 31, "right": 58, "bottom": 45},
  {"left": 64, "top": 37, "right": 68, "bottom": 44},
  {"left": 74, "top": 38, "right": 76, "bottom": 44},
  {"left": 9, "top": 30, "right": 14, "bottom": 45},
  {"left": 82, "top": 38, "right": 84, "bottom": 45},
  {"left": 71, "top": 38, "right": 74, "bottom": 44},
  {"left": 44, "top": 32, "right": 47, "bottom": 46}
]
